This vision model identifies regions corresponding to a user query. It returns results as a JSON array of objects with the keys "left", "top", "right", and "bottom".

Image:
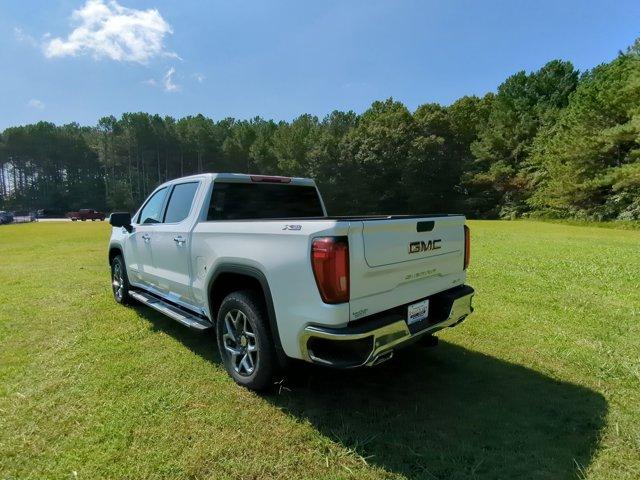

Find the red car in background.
[{"left": 67, "top": 209, "right": 106, "bottom": 221}]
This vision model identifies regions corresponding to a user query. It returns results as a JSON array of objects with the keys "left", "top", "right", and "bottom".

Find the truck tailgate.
[{"left": 348, "top": 215, "right": 467, "bottom": 321}]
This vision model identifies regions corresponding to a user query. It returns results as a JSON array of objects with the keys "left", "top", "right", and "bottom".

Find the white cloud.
[
  {"left": 14, "top": 27, "right": 37, "bottom": 47},
  {"left": 162, "top": 67, "right": 180, "bottom": 92},
  {"left": 192, "top": 72, "right": 205, "bottom": 83},
  {"left": 141, "top": 67, "right": 180, "bottom": 92},
  {"left": 43, "top": 0, "right": 177, "bottom": 64},
  {"left": 27, "top": 99, "right": 45, "bottom": 109}
]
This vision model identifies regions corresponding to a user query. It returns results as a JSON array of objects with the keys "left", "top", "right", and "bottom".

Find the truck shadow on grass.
[
  {"left": 137, "top": 308, "right": 606, "bottom": 480},
  {"left": 274, "top": 345, "right": 607, "bottom": 479}
]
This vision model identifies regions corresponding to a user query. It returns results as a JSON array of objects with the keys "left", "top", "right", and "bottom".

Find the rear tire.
[
  {"left": 216, "top": 290, "right": 277, "bottom": 391},
  {"left": 111, "top": 255, "right": 132, "bottom": 305}
]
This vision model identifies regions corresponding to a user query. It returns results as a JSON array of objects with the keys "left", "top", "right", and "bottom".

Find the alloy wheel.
[
  {"left": 112, "top": 262, "right": 124, "bottom": 301},
  {"left": 222, "top": 309, "right": 258, "bottom": 376}
]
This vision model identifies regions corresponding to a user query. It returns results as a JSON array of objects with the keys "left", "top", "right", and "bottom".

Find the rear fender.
[{"left": 207, "top": 264, "right": 287, "bottom": 366}]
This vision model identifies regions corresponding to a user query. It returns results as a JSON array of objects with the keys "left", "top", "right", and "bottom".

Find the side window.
[
  {"left": 137, "top": 187, "right": 168, "bottom": 224},
  {"left": 164, "top": 182, "right": 199, "bottom": 223}
]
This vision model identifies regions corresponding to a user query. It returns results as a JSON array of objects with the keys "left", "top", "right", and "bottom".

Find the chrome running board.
[{"left": 129, "top": 290, "right": 213, "bottom": 331}]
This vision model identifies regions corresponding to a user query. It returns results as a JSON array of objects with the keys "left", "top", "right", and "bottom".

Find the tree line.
[{"left": 1, "top": 40, "right": 639, "bottom": 220}]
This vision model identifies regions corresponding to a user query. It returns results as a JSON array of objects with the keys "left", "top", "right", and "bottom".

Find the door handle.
[
  {"left": 141, "top": 234, "right": 151, "bottom": 242},
  {"left": 173, "top": 236, "right": 186, "bottom": 246}
]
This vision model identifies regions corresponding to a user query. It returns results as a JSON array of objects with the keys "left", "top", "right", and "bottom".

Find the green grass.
[
  {"left": 521, "top": 217, "right": 640, "bottom": 230},
  {"left": 0, "top": 220, "right": 638, "bottom": 479}
]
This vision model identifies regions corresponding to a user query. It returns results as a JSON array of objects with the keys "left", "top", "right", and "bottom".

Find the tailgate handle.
[{"left": 417, "top": 221, "right": 434, "bottom": 232}]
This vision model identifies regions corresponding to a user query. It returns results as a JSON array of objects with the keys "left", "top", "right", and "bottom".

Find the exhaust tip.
[{"left": 371, "top": 350, "right": 394, "bottom": 365}]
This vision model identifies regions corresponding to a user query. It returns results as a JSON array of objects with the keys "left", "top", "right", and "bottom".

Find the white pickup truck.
[{"left": 108, "top": 173, "right": 474, "bottom": 389}]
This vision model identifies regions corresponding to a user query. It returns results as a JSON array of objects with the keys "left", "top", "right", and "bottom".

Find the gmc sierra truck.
[{"left": 108, "top": 173, "right": 474, "bottom": 390}]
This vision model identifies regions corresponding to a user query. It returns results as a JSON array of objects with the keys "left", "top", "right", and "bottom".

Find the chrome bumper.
[{"left": 299, "top": 286, "right": 474, "bottom": 367}]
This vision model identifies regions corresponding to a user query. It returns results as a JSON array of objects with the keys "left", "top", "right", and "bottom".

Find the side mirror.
[{"left": 109, "top": 212, "right": 132, "bottom": 232}]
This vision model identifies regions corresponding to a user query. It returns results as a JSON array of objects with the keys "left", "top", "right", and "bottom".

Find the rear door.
[
  {"left": 348, "top": 215, "right": 467, "bottom": 319},
  {"left": 151, "top": 181, "right": 202, "bottom": 308}
]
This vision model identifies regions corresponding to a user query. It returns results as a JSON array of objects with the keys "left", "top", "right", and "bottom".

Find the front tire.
[
  {"left": 216, "top": 290, "right": 277, "bottom": 391},
  {"left": 111, "top": 255, "right": 132, "bottom": 305}
]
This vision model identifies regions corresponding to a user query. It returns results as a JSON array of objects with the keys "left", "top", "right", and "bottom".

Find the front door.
[{"left": 128, "top": 186, "right": 169, "bottom": 287}]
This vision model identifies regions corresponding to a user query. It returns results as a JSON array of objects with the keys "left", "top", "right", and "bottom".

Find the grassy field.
[{"left": 0, "top": 220, "right": 638, "bottom": 479}]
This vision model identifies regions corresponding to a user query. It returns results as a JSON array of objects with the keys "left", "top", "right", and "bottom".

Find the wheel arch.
[
  {"left": 207, "top": 264, "right": 287, "bottom": 366},
  {"left": 108, "top": 244, "right": 123, "bottom": 266}
]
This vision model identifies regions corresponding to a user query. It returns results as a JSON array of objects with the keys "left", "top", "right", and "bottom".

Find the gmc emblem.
[{"left": 409, "top": 239, "right": 442, "bottom": 254}]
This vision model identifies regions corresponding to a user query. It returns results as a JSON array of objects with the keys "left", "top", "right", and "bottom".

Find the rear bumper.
[{"left": 299, "top": 285, "right": 474, "bottom": 367}]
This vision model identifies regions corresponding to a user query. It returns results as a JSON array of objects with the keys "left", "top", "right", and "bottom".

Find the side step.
[{"left": 129, "top": 290, "right": 213, "bottom": 331}]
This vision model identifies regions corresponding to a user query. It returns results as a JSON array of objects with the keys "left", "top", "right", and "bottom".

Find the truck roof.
[{"left": 156, "top": 173, "right": 317, "bottom": 189}]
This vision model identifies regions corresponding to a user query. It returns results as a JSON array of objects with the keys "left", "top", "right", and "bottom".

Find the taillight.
[
  {"left": 464, "top": 225, "right": 471, "bottom": 270},
  {"left": 311, "top": 237, "right": 350, "bottom": 304}
]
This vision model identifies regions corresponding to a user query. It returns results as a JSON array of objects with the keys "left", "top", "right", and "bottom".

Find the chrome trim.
[{"left": 299, "top": 289, "right": 474, "bottom": 367}]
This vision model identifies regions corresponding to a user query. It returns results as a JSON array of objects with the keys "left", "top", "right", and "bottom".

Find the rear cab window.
[{"left": 208, "top": 182, "right": 324, "bottom": 220}]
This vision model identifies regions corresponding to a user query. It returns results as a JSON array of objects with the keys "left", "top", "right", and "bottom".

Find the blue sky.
[{"left": 1, "top": 0, "right": 638, "bottom": 130}]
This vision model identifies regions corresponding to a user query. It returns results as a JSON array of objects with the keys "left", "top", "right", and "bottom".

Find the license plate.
[{"left": 407, "top": 299, "right": 429, "bottom": 325}]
